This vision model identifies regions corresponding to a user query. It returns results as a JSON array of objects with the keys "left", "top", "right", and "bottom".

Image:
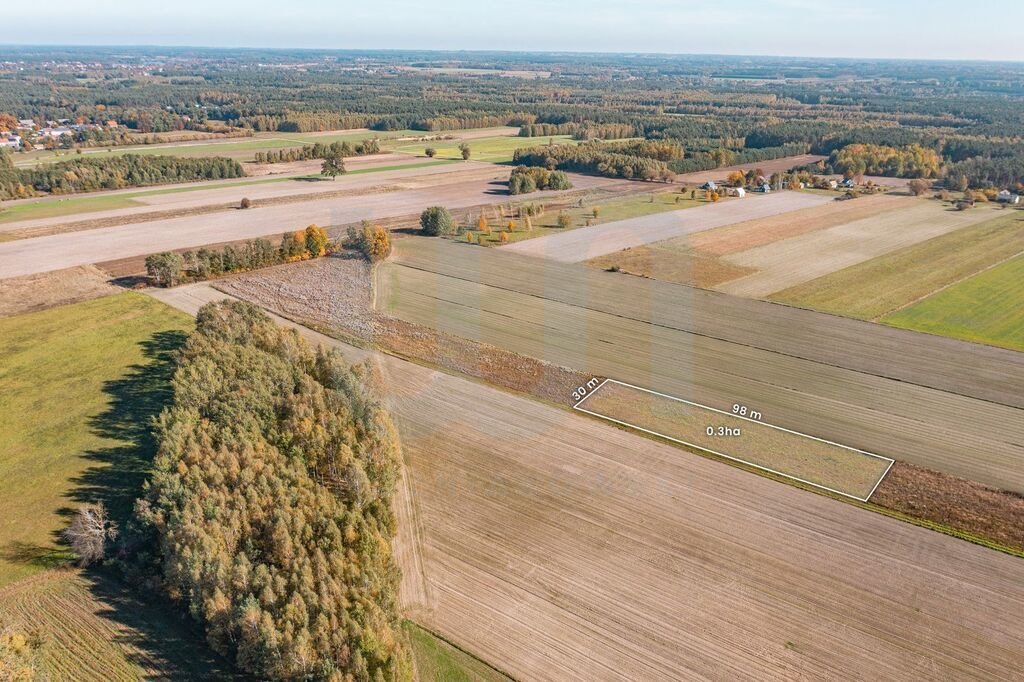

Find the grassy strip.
[
  {"left": 404, "top": 621, "right": 512, "bottom": 681},
  {"left": 0, "top": 293, "right": 193, "bottom": 586},
  {"left": 883, "top": 253, "right": 1024, "bottom": 351},
  {"left": 769, "top": 210, "right": 1024, "bottom": 319}
]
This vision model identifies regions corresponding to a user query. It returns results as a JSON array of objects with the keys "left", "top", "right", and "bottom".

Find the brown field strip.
[
  {"left": 150, "top": 283, "right": 1024, "bottom": 681},
  {"left": 717, "top": 200, "right": 1002, "bottom": 298},
  {"left": 576, "top": 380, "right": 892, "bottom": 500},
  {"left": 382, "top": 241, "right": 1024, "bottom": 493},
  {"left": 586, "top": 246, "right": 755, "bottom": 288}
]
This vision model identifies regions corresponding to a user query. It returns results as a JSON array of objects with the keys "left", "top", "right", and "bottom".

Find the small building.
[
  {"left": 0, "top": 134, "right": 22, "bottom": 149},
  {"left": 841, "top": 178, "right": 855, "bottom": 188},
  {"left": 755, "top": 183, "right": 771, "bottom": 193},
  {"left": 17, "top": 119, "right": 34, "bottom": 129},
  {"left": 732, "top": 187, "right": 746, "bottom": 198},
  {"left": 701, "top": 181, "right": 718, "bottom": 191},
  {"left": 996, "top": 190, "right": 1020, "bottom": 204},
  {"left": 828, "top": 179, "right": 839, "bottom": 190}
]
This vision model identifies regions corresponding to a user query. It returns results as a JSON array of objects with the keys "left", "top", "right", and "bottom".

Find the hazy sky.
[{"left": 3, "top": 0, "right": 1023, "bottom": 61}]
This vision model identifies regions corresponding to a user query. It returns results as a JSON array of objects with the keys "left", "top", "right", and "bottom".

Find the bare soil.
[
  {"left": 587, "top": 245, "right": 755, "bottom": 288},
  {"left": 0, "top": 265, "right": 118, "bottom": 317},
  {"left": 150, "top": 281, "right": 1024, "bottom": 681}
]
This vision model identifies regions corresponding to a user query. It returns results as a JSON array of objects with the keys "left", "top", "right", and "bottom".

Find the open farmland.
[
  {"left": 771, "top": 210, "right": 1024, "bottom": 320},
  {"left": 883, "top": 253, "right": 1024, "bottom": 351},
  {"left": 499, "top": 191, "right": 830, "bottom": 261},
  {"left": 0, "top": 168, "right": 622, "bottom": 279},
  {"left": 149, "top": 283, "right": 1024, "bottom": 681},
  {"left": 381, "top": 239, "right": 1024, "bottom": 492},
  {"left": 716, "top": 200, "right": 1003, "bottom": 298},
  {"left": 586, "top": 193, "right": 910, "bottom": 287},
  {"left": 0, "top": 155, "right": 460, "bottom": 231}
]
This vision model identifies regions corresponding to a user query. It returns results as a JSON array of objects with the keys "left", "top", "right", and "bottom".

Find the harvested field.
[
  {"left": 884, "top": 252, "right": 1024, "bottom": 352},
  {"left": 212, "top": 259, "right": 593, "bottom": 406},
  {"left": 500, "top": 191, "right": 830, "bottom": 262},
  {"left": 0, "top": 570, "right": 236, "bottom": 680},
  {"left": 673, "top": 154, "right": 826, "bottom": 185},
  {"left": 0, "top": 170, "right": 621, "bottom": 280},
  {"left": 576, "top": 380, "right": 892, "bottom": 500},
  {"left": 586, "top": 243, "right": 755, "bottom": 288},
  {"left": 686, "top": 192, "right": 908, "bottom": 256},
  {"left": 151, "top": 283, "right": 1024, "bottom": 681},
  {"left": 383, "top": 240, "right": 1024, "bottom": 493},
  {"left": 717, "top": 201, "right": 1002, "bottom": 298},
  {"left": 771, "top": 210, "right": 1024, "bottom": 319},
  {"left": 0, "top": 265, "right": 117, "bottom": 317}
]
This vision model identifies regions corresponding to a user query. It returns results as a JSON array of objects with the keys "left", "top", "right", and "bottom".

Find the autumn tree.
[
  {"left": 908, "top": 179, "right": 931, "bottom": 196},
  {"left": 304, "top": 224, "right": 330, "bottom": 257},
  {"left": 458, "top": 143, "right": 471, "bottom": 160},
  {"left": 727, "top": 170, "right": 746, "bottom": 187},
  {"left": 556, "top": 212, "right": 572, "bottom": 229},
  {"left": 347, "top": 222, "right": 391, "bottom": 262},
  {"left": 425, "top": 147, "right": 436, "bottom": 158}
]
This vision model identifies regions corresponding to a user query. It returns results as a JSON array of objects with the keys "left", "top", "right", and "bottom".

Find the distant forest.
[{"left": 2, "top": 48, "right": 1024, "bottom": 190}]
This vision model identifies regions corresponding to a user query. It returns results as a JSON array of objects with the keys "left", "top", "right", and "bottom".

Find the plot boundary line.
[{"left": 573, "top": 379, "right": 895, "bottom": 502}]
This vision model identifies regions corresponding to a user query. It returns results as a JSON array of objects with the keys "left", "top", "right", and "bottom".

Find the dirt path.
[
  {"left": 499, "top": 191, "right": 830, "bottom": 262},
  {"left": 147, "top": 283, "right": 1024, "bottom": 681}
]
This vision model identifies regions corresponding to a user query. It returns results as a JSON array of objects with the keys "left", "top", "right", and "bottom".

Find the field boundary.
[{"left": 574, "top": 379, "right": 894, "bottom": 501}]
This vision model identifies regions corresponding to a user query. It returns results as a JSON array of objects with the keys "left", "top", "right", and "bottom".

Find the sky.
[{"left": 2, "top": 0, "right": 1023, "bottom": 62}]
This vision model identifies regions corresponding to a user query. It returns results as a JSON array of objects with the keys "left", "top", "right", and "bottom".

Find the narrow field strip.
[{"left": 575, "top": 379, "right": 893, "bottom": 501}]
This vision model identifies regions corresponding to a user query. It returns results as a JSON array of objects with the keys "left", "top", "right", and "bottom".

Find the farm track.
[
  {"left": 149, "top": 282, "right": 1024, "bottom": 681},
  {"left": 499, "top": 191, "right": 831, "bottom": 261},
  {"left": 382, "top": 240, "right": 1024, "bottom": 492}
]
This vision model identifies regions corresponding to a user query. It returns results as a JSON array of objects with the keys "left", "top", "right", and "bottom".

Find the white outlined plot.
[{"left": 574, "top": 379, "right": 894, "bottom": 502}]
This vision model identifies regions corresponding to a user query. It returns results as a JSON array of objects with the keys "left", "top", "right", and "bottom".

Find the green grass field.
[
  {"left": 770, "top": 210, "right": 1024, "bottom": 319},
  {"left": 458, "top": 189, "right": 704, "bottom": 246},
  {"left": 883, "top": 253, "right": 1024, "bottom": 351},
  {"left": 404, "top": 622, "right": 511, "bottom": 682},
  {"left": 0, "top": 293, "right": 192, "bottom": 586},
  {"left": 386, "top": 134, "right": 575, "bottom": 163}
]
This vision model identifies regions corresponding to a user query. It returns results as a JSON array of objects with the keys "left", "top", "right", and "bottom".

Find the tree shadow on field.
[
  {"left": 62, "top": 329, "right": 243, "bottom": 679},
  {"left": 68, "top": 329, "right": 187, "bottom": 528}
]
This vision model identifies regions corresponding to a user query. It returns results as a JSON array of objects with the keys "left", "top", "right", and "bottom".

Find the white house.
[
  {"left": 732, "top": 187, "right": 746, "bottom": 198},
  {"left": 17, "top": 119, "right": 34, "bottom": 130},
  {"left": 997, "top": 190, "right": 1020, "bottom": 204},
  {"left": 0, "top": 134, "right": 22, "bottom": 149},
  {"left": 828, "top": 179, "right": 839, "bottom": 189}
]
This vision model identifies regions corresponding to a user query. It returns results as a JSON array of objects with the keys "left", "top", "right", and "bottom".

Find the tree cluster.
[
  {"left": 829, "top": 143, "right": 941, "bottom": 179},
  {"left": 346, "top": 222, "right": 392, "bottom": 262},
  {"left": 133, "top": 301, "right": 410, "bottom": 680},
  {"left": 512, "top": 142, "right": 673, "bottom": 182},
  {"left": 508, "top": 166, "right": 573, "bottom": 194},
  {"left": 254, "top": 139, "right": 381, "bottom": 165},
  {"left": 146, "top": 225, "right": 333, "bottom": 286}
]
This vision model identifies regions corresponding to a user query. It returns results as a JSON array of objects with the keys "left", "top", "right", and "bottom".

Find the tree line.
[
  {"left": 3, "top": 154, "right": 244, "bottom": 199},
  {"left": 508, "top": 166, "right": 573, "bottom": 194},
  {"left": 130, "top": 300, "right": 410, "bottom": 679},
  {"left": 145, "top": 225, "right": 332, "bottom": 286},
  {"left": 254, "top": 139, "right": 381, "bottom": 165},
  {"left": 512, "top": 142, "right": 674, "bottom": 182}
]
